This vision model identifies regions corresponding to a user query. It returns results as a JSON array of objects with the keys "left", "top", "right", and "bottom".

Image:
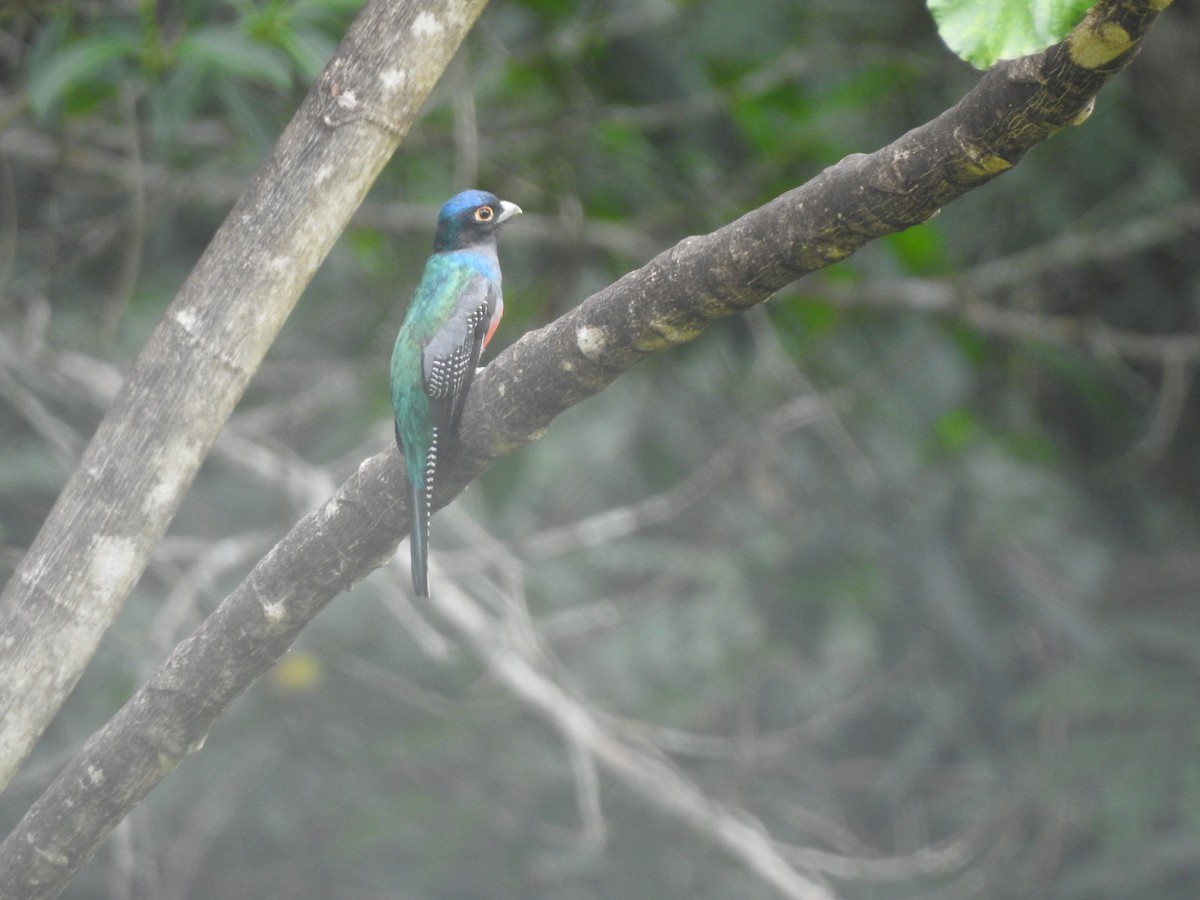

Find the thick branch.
[
  {"left": 453, "top": 0, "right": 1171, "bottom": 471},
  {"left": 0, "top": 0, "right": 491, "bottom": 791},
  {"left": 0, "top": 1, "right": 1172, "bottom": 897}
]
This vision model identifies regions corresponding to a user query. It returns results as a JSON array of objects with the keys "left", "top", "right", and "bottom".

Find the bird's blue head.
[{"left": 433, "top": 190, "right": 522, "bottom": 253}]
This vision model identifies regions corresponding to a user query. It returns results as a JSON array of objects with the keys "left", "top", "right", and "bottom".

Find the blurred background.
[{"left": 2, "top": 0, "right": 1199, "bottom": 898}]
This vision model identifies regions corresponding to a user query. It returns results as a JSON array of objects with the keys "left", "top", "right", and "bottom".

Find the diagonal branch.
[
  {"left": 0, "top": 1, "right": 1173, "bottom": 897},
  {"left": 450, "top": 0, "right": 1172, "bottom": 476},
  {"left": 0, "top": 0, "right": 493, "bottom": 791}
]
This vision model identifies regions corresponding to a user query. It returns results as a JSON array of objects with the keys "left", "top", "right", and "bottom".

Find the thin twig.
[{"left": 416, "top": 564, "right": 839, "bottom": 900}]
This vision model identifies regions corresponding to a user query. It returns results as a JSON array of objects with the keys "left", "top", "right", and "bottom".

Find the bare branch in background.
[
  {"left": 0, "top": 0, "right": 493, "bottom": 792},
  {"left": 0, "top": 1, "right": 1176, "bottom": 897}
]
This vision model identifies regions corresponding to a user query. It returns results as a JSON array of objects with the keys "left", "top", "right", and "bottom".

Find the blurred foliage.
[{"left": 2, "top": 0, "right": 1200, "bottom": 899}]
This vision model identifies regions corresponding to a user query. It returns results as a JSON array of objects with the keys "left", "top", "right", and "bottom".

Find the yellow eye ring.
[{"left": 474, "top": 206, "right": 494, "bottom": 222}]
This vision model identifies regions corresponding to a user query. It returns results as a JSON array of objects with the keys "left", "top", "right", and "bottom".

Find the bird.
[{"left": 390, "top": 190, "right": 522, "bottom": 598}]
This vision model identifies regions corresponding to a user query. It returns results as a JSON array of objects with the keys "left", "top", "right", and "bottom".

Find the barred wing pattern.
[{"left": 408, "top": 276, "right": 500, "bottom": 594}]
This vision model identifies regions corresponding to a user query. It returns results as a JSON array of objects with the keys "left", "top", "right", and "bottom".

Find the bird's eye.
[{"left": 474, "top": 206, "right": 494, "bottom": 222}]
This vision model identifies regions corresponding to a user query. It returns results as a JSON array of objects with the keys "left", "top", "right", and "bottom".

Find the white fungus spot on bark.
[
  {"left": 262, "top": 600, "right": 287, "bottom": 625},
  {"left": 412, "top": 12, "right": 443, "bottom": 36},
  {"left": 144, "top": 468, "right": 182, "bottom": 516},
  {"left": 173, "top": 307, "right": 199, "bottom": 335},
  {"left": 143, "top": 438, "right": 203, "bottom": 518},
  {"left": 380, "top": 69, "right": 408, "bottom": 91},
  {"left": 89, "top": 536, "right": 138, "bottom": 597},
  {"left": 576, "top": 325, "right": 607, "bottom": 360}
]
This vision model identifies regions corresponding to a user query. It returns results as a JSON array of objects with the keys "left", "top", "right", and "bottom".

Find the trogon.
[{"left": 390, "top": 190, "right": 521, "bottom": 597}]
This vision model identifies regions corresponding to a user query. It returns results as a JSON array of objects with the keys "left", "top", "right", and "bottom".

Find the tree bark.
[
  {"left": 0, "top": 0, "right": 1173, "bottom": 897},
  {"left": 0, "top": 0, "right": 491, "bottom": 791}
]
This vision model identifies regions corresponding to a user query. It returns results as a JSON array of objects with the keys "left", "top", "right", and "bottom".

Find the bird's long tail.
[
  {"left": 397, "top": 421, "right": 431, "bottom": 598},
  {"left": 408, "top": 472, "right": 429, "bottom": 598}
]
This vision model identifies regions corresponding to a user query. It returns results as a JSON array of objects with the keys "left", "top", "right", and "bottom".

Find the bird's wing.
[{"left": 421, "top": 272, "right": 500, "bottom": 457}]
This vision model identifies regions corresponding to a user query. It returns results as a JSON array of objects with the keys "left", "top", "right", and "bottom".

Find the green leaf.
[
  {"left": 175, "top": 26, "right": 293, "bottom": 89},
  {"left": 27, "top": 32, "right": 139, "bottom": 120},
  {"left": 928, "top": 0, "right": 1095, "bottom": 68}
]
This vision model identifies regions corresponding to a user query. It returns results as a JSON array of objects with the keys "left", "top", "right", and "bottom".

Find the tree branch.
[
  {"left": 0, "top": 0, "right": 492, "bottom": 792},
  {"left": 0, "top": 1, "right": 1173, "bottom": 897},
  {"left": 418, "top": 570, "right": 838, "bottom": 900},
  {"left": 451, "top": 0, "right": 1171, "bottom": 475}
]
